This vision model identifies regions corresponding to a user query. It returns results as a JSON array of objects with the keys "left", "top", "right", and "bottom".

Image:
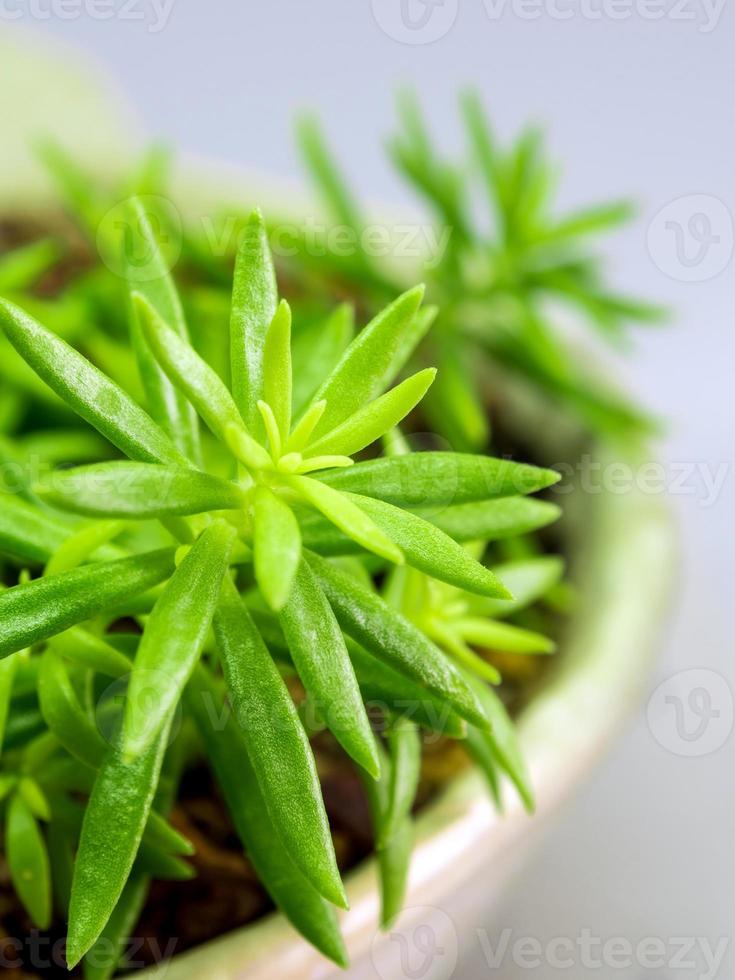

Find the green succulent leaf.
[
  {"left": 279, "top": 560, "right": 379, "bottom": 778},
  {"left": 377, "top": 814, "right": 413, "bottom": 929},
  {"left": 6, "top": 792, "right": 52, "bottom": 929},
  {"left": 253, "top": 486, "right": 302, "bottom": 612},
  {"left": 298, "top": 115, "right": 364, "bottom": 237},
  {"left": 230, "top": 208, "right": 279, "bottom": 433},
  {"left": 38, "top": 650, "right": 108, "bottom": 768},
  {"left": 306, "top": 368, "right": 436, "bottom": 459},
  {"left": 82, "top": 876, "right": 151, "bottom": 980},
  {"left": 380, "top": 718, "right": 421, "bottom": 848},
  {"left": 0, "top": 238, "right": 61, "bottom": 292},
  {"left": 291, "top": 304, "right": 354, "bottom": 414},
  {"left": 453, "top": 617, "right": 555, "bottom": 655},
  {"left": 263, "top": 299, "right": 293, "bottom": 441},
  {"left": 0, "top": 653, "right": 19, "bottom": 753},
  {"left": 38, "top": 462, "right": 248, "bottom": 519},
  {"left": 464, "top": 670, "right": 534, "bottom": 812},
  {"left": 426, "top": 497, "right": 561, "bottom": 542},
  {"left": 308, "top": 552, "right": 489, "bottom": 732},
  {"left": 122, "top": 523, "right": 235, "bottom": 759},
  {"left": 348, "top": 640, "right": 466, "bottom": 738},
  {"left": 51, "top": 627, "right": 136, "bottom": 679},
  {"left": 0, "top": 550, "right": 175, "bottom": 660},
  {"left": 285, "top": 474, "right": 403, "bottom": 565},
  {"left": 317, "top": 452, "right": 560, "bottom": 506},
  {"left": 187, "top": 666, "right": 348, "bottom": 967},
  {"left": 44, "top": 520, "right": 126, "bottom": 576},
  {"left": 465, "top": 725, "right": 502, "bottom": 808},
  {"left": 358, "top": 737, "right": 414, "bottom": 929},
  {"left": 344, "top": 492, "right": 511, "bottom": 598},
  {"left": 308, "top": 286, "right": 425, "bottom": 437},
  {"left": 468, "top": 557, "right": 564, "bottom": 618},
  {"left": 212, "top": 578, "right": 346, "bottom": 909},
  {"left": 124, "top": 197, "right": 201, "bottom": 462},
  {"left": 0, "top": 299, "right": 186, "bottom": 466},
  {"left": 66, "top": 721, "right": 173, "bottom": 968},
  {"left": 133, "top": 292, "right": 254, "bottom": 451}
]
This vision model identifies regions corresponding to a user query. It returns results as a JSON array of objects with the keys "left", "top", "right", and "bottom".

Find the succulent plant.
[
  {"left": 0, "top": 192, "right": 562, "bottom": 975},
  {"left": 296, "top": 91, "right": 665, "bottom": 449}
]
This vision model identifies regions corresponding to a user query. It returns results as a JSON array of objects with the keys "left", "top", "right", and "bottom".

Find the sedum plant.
[
  {"left": 0, "top": 196, "right": 562, "bottom": 975},
  {"left": 296, "top": 92, "right": 665, "bottom": 450}
]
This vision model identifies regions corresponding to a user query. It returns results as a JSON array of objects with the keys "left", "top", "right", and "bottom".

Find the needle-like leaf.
[
  {"left": 425, "top": 497, "right": 561, "bottom": 542},
  {"left": 286, "top": 474, "right": 403, "bottom": 565},
  {"left": 279, "top": 561, "right": 380, "bottom": 778},
  {"left": 454, "top": 617, "right": 555, "bottom": 655},
  {"left": 305, "top": 368, "right": 436, "bottom": 459},
  {"left": 253, "top": 486, "right": 302, "bottom": 612},
  {"left": 122, "top": 523, "right": 235, "bottom": 759},
  {"left": 308, "top": 286, "right": 425, "bottom": 438},
  {"left": 6, "top": 793, "right": 52, "bottom": 929},
  {"left": 82, "top": 876, "right": 151, "bottom": 980},
  {"left": 38, "top": 462, "right": 247, "bottom": 519},
  {"left": 380, "top": 718, "right": 421, "bottom": 847},
  {"left": 0, "top": 300, "right": 186, "bottom": 466},
  {"left": 66, "top": 721, "right": 173, "bottom": 967},
  {"left": 308, "top": 552, "right": 490, "bottom": 732},
  {"left": 133, "top": 292, "right": 253, "bottom": 450},
  {"left": 0, "top": 494, "right": 73, "bottom": 564},
  {"left": 291, "top": 304, "right": 353, "bottom": 415},
  {"left": 348, "top": 640, "right": 466, "bottom": 738},
  {"left": 230, "top": 209, "right": 278, "bottom": 434},
  {"left": 124, "top": 197, "right": 201, "bottom": 462},
  {"left": 357, "top": 737, "right": 414, "bottom": 929},
  {"left": 0, "top": 550, "right": 175, "bottom": 660},
  {"left": 468, "top": 557, "right": 564, "bottom": 617},
  {"left": 187, "top": 666, "right": 348, "bottom": 967},
  {"left": 211, "top": 579, "right": 347, "bottom": 909},
  {"left": 344, "top": 492, "right": 511, "bottom": 598},
  {"left": 263, "top": 299, "right": 292, "bottom": 441},
  {"left": 463, "top": 670, "right": 534, "bottom": 812},
  {"left": 316, "top": 452, "right": 560, "bottom": 505}
]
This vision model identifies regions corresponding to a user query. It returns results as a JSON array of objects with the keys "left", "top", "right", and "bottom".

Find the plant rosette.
[{"left": 0, "top": 40, "right": 676, "bottom": 980}]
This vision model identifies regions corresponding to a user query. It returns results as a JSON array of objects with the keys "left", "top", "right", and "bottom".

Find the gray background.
[{"left": 4, "top": 3, "right": 734, "bottom": 977}]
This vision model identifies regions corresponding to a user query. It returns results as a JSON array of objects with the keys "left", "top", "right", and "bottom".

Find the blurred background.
[{"left": 2, "top": 4, "right": 733, "bottom": 977}]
